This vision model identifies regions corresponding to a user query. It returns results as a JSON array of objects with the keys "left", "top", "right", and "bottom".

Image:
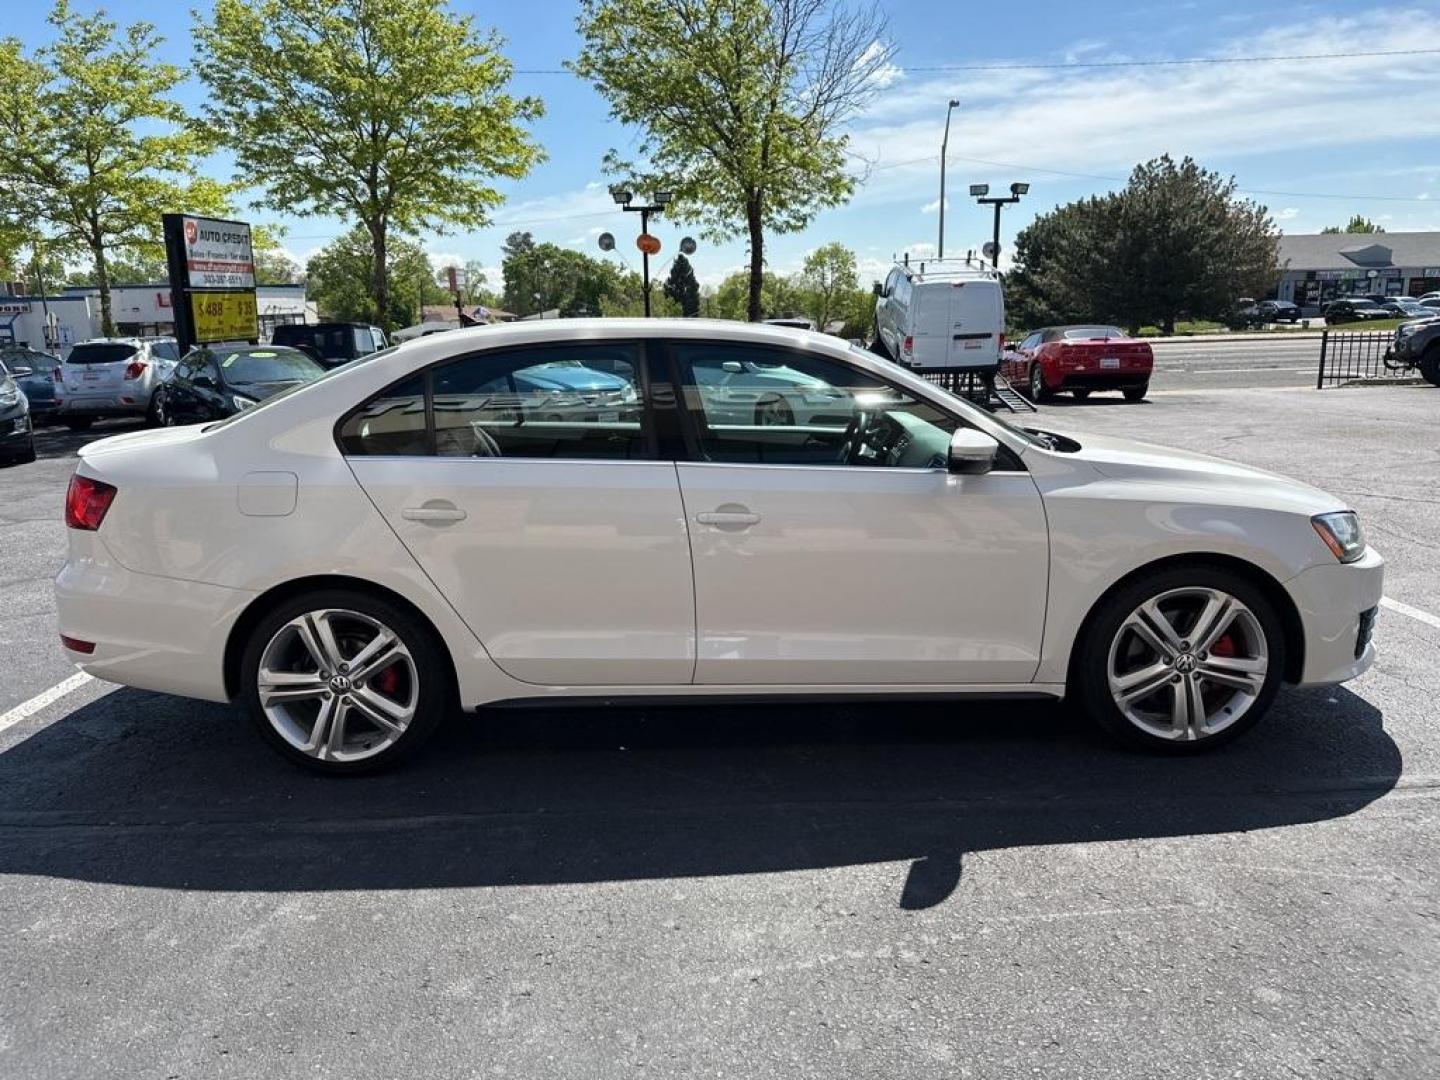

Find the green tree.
[
  {"left": 574, "top": 0, "right": 894, "bottom": 323},
  {"left": 195, "top": 0, "right": 544, "bottom": 330},
  {"left": 307, "top": 225, "right": 443, "bottom": 326},
  {"left": 499, "top": 231, "right": 646, "bottom": 317},
  {"left": 663, "top": 253, "right": 701, "bottom": 316},
  {"left": 1321, "top": 215, "right": 1385, "bottom": 235},
  {"left": 712, "top": 268, "right": 798, "bottom": 321},
  {"left": 793, "top": 242, "right": 859, "bottom": 331},
  {"left": 1009, "top": 155, "right": 1279, "bottom": 335},
  {"left": 0, "top": 1, "right": 218, "bottom": 333}
]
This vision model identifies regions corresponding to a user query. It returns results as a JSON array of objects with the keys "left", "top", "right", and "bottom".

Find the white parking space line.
[
  {"left": 1382, "top": 596, "right": 1440, "bottom": 632},
  {"left": 0, "top": 671, "right": 94, "bottom": 736}
]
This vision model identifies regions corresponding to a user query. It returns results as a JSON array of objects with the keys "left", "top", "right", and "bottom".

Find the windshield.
[
  {"left": 66, "top": 342, "right": 138, "bottom": 365},
  {"left": 220, "top": 348, "right": 325, "bottom": 384},
  {"left": 203, "top": 347, "right": 399, "bottom": 431}
]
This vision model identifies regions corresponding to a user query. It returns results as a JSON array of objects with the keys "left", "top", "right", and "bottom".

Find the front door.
[
  {"left": 342, "top": 341, "right": 695, "bottom": 687},
  {"left": 669, "top": 341, "right": 1049, "bottom": 686}
]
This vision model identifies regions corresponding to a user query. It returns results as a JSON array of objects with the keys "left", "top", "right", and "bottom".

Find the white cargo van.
[{"left": 873, "top": 260, "right": 1005, "bottom": 371}]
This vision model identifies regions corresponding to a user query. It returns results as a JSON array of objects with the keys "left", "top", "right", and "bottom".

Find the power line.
[
  {"left": 903, "top": 48, "right": 1440, "bottom": 72},
  {"left": 511, "top": 47, "right": 1440, "bottom": 76}
]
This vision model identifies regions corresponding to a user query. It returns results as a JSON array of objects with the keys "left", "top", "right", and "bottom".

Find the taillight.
[
  {"left": 65, "top": 474, "right": 117, "bottom": 531},
  {"left": 998, "top": 333, "right": 1006, "bottom": 350},
  {"left": 902, "top": 335, "right": 913, "bottom": 356},
  {"left": 124, "top": 360, "right": 147, "bottom": 380}
]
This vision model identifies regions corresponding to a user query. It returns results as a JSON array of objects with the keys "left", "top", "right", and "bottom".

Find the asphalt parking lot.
[{"left": 2, "top": 378, "right": 1438, "bottom": 1078}]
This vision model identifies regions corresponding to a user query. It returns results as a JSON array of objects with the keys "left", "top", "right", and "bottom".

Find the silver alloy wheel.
[
  {"left": 1030, "top": 364, "right": 1044, "bottom": 399},
  {"left": 1106, "top": 586, "right": 1268, "bottom": 742},
  {"left": 257, "top": 608, "right": 419, "bottom": 763}
]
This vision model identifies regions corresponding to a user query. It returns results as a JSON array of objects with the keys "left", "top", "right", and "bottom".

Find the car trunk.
[
  {"left": 62, "top": 343, "right": 141, "bottom": 397},
  {"left": 1055, "top": 338, "right": 1152, "bottom": 377}
]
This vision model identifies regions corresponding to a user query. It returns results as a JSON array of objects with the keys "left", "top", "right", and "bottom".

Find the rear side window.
[
  {"left": 149, "top": 341, "right": 179, "bottom": 362},
  {"left": 67, "top": 343, "right": 138, "bottom": 365},
  {"left": 337, "top": 344, "right": 646, "bottom": 460}
]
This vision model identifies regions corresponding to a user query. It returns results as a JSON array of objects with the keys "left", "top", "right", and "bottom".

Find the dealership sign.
[
  {"left": 179, "top": 215, "right": 255, "bottom": 288},
  {"left": 190, "top": 291, "right": 258, "bottom": 344}
]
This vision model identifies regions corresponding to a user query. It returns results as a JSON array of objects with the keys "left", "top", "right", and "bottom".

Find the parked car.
[
  {"left": 1417, "top": 296, "right": 1440, "bottom": 310},
  {"left": 1375, "top": 297, "right": 1433, "bottom": 320},
  {"left": 150, "top": 345, "right": 327, "bottom": 425},
  {"left": 1386, "top": 317, "right": 1440, "bottom": 386},
  {"left": 0, "top": 345, "right": 63, "bottom": 423},
  {"left": 271, "top": 322, "right": 388, "bottom": 368},
  {"left": 0, "top": 359, "right": 36, "bottom": 464},
  {"left": 1321, "top": 299, "right": 1389, "bottom": 324},
  {"left": 1002, "top": 325, "right": 1154, "bottom": 402},
  {"left": 57, "top": 337, "right": 180, "bottom": 431},
  {"left": 873, "top": 261, "right": 1005, "bottom": 372},
  {"left": 56, "top": 320, "right": 1382, "bottom": 773},
  {"left": 1415, "top": 291, "right": 1440, "bottom": 303},
  {"left": 1252, "top": 300, "right": 1303, "bottom": 325}
]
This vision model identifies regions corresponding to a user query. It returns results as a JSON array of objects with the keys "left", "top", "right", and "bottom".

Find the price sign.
[{"left": 190, "top": 291, "right": 258, "bottom": 343}]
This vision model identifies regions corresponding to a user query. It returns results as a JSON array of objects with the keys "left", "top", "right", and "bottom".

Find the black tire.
[
  {"left": 869, "top": 321, "right": 893, "bottom": 360},
  {"left": 147, "top": 391, "right": 171, "bottom": 428},
  {"left": 1028, "top": 363, "right": 1053, "bottom": 402},
  {"left": 1419, "top": 344, "right": 1440, "bottom": 388},
  {"left": 1071, "top": 388, "right": 1093, "bottom": 401},
  {"left": 1123, "top": 383, "right": 1149, "bottom": 402},
  {"left": 16, "top": 438, "right": 36, "bottom": 464},
  {"left": 1073, "top": 564, "right": 1286, "bottom": 754},
  {"left": 65, "top": 417, "right": 93, "bottom": 432},
  {"left": 239, "top": 588, "right": 453, "bottom": 775}
]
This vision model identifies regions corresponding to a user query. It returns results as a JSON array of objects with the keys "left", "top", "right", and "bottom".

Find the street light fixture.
[
  {"left": 972, "top": 182, "right": 1029, "bottom": 269},
  {"left": 610, "top": 186, "right": 633, "bottom": 206},
  {"left": 618, "top": 192, "right": 672, "bottom": 317},
  {"left": 938, "top": 99, "right": 960, "bottom": 259}
]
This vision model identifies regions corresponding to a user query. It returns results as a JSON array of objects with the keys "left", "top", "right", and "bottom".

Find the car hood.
[
  {"left": 230, "top": 379, "right": 308, "bottom": 401},
  {"left": 1041, "top": 428, "right": 1348, "bottom": 516}
]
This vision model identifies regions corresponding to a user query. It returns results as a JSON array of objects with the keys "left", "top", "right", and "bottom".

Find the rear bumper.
[
  {"left": 60, "top": 391, "right": 150, "bottom": 415},
  {"left": 1052, "top": 371, "right": 1151, "bottom": 389},
  {"left": 1284, "top": 547, "right": 1385, "bottom": 687},
  {"left": 55, "top": 532, "right": 252, "bottom": 702}
]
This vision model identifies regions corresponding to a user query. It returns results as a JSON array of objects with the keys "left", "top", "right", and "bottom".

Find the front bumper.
[
  {"left": 1284, "top": 546, "right": 1385, "bottom": 687},
  {"left": 55, "top": 530, "right": 253, "bottom": 702}
]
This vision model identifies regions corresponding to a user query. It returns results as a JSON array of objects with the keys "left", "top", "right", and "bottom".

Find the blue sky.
[{"left": 9, "top": 0, "right": 1440, "bottom": 289}]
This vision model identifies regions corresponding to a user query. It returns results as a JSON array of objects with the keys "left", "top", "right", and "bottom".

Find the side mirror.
[
  {"left": 872, "top": 282, "right": 885, "bottom": 298},
  {"left": 948, "top": 428, "right": 999, "bottom": 475},
  {"left": 721, "top": 360, "right": 743, "bottom": 373}
]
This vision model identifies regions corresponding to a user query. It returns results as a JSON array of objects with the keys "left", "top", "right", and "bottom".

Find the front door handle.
[
  {"left": 695, "top": 505, "right": 761, "bottom": 529},
  {"left": 402, "top": 502, "right": 467, "bottom": 523}
]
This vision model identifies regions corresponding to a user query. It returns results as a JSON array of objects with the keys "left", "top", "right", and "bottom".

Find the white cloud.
[
  {"left": 428, "top": 251, "right": 466, "bottom": 270},
  {"left": 856, "top": 40, "right": 903, "bottom": 90},
  {"left": 920, "top": 197, "right": 949, "bottom": 214},
  {"left": 1275, "top": 207, "right": 1300, "bottom": 221}
]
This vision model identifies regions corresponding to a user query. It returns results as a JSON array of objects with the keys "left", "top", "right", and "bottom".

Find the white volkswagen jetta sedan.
[{"left": 55, "top": 320, "right": 1382, "bottom": 773}]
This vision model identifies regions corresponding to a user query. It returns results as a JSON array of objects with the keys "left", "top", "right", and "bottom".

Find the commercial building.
[
  {"left": 0, "top": 283, "right": 314, "bottom": 355},
  {"left": 1276, "top": 232, "right": 1440, "bottom": 312}
]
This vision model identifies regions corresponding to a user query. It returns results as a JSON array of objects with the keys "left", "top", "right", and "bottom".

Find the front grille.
[{"left": 1356, "top": 606, "right": 1378, "bottom": 658}]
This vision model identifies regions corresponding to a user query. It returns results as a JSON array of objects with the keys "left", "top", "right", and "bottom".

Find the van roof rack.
[{"left": 892, "top": 252, "right": 999, "bottom": 282}]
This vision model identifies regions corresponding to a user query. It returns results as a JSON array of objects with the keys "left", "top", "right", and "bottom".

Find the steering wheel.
[{"left": 842, "top": 407, "right": 880, "bottom": 465}]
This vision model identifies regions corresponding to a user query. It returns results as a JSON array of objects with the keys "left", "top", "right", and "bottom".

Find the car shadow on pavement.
[{"left": 0, "top": 685, "right": 1398, "bottom": 908}]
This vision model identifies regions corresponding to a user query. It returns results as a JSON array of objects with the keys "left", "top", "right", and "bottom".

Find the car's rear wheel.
[
  {"left": 65, "top": 417, "right": 93, "bottom": 432},
  {"left": 869, "top": 321, "right": 893, "bottom": 360},
  {"left": 239, "top": 590, "right": 451, "bottom": 774},
  {"left": 1074, "top": 566, "right": 1285, "bottom": 753},
  {"left": 1123, "top": 383, "right": 1149, "bottom": 402}
]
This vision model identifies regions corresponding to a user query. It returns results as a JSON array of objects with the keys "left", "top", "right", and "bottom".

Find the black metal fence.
[{"left": 1316, "top": 329, "right": 1405, "bottom": 388}]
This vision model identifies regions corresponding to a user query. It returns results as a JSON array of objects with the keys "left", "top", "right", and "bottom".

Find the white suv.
[
  {"left": 873, "top": 261, "right": 1005, "bottom": 372},
  {"left": 59, "top": 338, "right": 180, "bottom": 431}
]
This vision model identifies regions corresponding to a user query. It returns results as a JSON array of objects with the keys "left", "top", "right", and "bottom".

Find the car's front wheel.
[
  {"left": 1419, "top": 344, "right": 1440, "bottom": 387},
  {"left": 239, "top": 590, "right": 451, "bottom": 774},
  {"left": 1074, "top": 566, "right": 1286, "bottom": 753}
]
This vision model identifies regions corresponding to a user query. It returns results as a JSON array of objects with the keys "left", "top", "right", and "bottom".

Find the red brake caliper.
[
  {"left": 374, "top": 664, "right": 401, "bottom": 696},
  {"left": 1211, "top": 634, "right": 1237, "bottom": 658}
]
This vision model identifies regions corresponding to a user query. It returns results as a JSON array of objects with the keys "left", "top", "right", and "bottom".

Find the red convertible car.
[{"left": 1002, "top": 325, "right": 1154, "bottom": 402}]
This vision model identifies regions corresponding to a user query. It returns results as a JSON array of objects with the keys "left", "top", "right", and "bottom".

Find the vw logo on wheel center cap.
[
  {"left": 1173, "top": 653, "right": 1198, "bottom": 674},
  {"left": 328, "top": 674, "right": 353, "bottom": 693}
]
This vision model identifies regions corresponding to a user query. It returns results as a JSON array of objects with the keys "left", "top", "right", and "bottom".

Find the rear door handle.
[
  {"left": 695, "top": 506, "right": 761, "bottom": 528},
  {"left": 402, "top": 503, "right": 467, "bottom": 523}
]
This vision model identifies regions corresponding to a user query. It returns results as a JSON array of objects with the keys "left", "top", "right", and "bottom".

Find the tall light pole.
[
  {"left": 938, "top": 99, "right": 959, "bottom": 260},
  {"left": 612, "top": 186, "right": 674, "bottom": 316},
  {"left": 970, "top": 182, "right": 1030, "bottom": 269}
]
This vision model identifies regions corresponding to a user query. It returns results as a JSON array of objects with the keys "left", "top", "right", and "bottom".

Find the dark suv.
[
  {"left": 270, "top": 322, "right": 388, "bottom": 367},
  {"left": 1386, "top": 317, "right": 1440, "bottom": 385}
]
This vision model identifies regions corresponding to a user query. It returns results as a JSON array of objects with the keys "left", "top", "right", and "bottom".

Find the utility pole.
[
  {"left": 970, "top": 182, "right": 1030, "bottom": 269},
  {"left": 612, "top": 187, "right": 673, "bottom": 316},
  {"left": 939, "top": 99, "right": 958, "bottom": 259}
]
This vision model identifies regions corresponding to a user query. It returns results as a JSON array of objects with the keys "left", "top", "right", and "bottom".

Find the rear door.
[
  {"left": 945, "top": 282, "right": 1003, "bottom": 369},
  {"left": 62, "top": 342, "right": 136, "bottom": 400},
  {"left": 341, "top": 340, "right": 696, "bottom": 687}
]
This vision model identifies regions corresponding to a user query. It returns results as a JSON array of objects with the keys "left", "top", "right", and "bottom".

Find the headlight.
[
  {"left": 231, "top": 394, "right": 258, "bottom": 411},
  {"left": 0, "top": 385, "right": 17, "bottom": 407},
  {"left": 1312, "top": 511, "right": 1366, "bottom": 563}
]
